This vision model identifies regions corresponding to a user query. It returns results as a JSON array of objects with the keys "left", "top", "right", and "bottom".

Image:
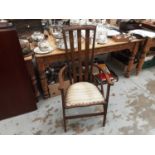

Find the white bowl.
[{"left": 31, "top": 32, "right": 44, "bottom": 41}]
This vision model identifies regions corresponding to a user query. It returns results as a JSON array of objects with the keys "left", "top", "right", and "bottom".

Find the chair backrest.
[{"left": 62, "top": 25, "right": 96, "bottom": 83}]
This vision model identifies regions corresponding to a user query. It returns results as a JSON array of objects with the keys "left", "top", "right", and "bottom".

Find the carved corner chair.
[{"left": 58, "top": 25, "right": 114, "bottom": 132}]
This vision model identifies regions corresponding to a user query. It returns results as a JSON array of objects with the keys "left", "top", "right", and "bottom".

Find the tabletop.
[{"left": 35, "top": 33, "right": 142, "bottom": 58}]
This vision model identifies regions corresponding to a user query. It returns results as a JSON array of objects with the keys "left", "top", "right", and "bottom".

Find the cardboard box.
[
  {"left": 110, "top": 56, "right": 137, "bottom": 74},
  {"left": 48, "top": 80, "right": 70, "bottom": 97}
]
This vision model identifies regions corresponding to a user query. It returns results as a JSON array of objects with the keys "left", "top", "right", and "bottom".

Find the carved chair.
[{"left": 58, "top": 25, "right": 113, "bottom": 132}]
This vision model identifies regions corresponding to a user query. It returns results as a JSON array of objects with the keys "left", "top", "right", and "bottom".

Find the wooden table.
[
  {"left": 35, "top": 35, "right": 142, "bottom": 98},
  {"left": 24, "top": 55, "right": 40, "bottom": 101},
  {"left": 135, "top": 21, "right": 155, "bottom": 75},
  {"left": 141, "top": 21, "right": 155, "bottom": 31},
  {"left": 136, "top": 38, "right": 155, "bottom": 75}
]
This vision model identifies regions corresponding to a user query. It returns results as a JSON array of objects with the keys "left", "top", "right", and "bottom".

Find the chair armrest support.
[{"left": 58, "top": 65, "right": 68, "bottom": 90}]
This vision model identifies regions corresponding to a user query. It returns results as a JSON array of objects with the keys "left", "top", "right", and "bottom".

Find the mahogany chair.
[{"left": 58, "top": 25, "right": 113, "bottom": 132}]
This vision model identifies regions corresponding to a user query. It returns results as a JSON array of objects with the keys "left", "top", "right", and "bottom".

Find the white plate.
[
  {"left": 34, "top": 46, "right": 54, "bottom": 54},
  {"left": 129, "top": 29, "right": 155, "bottom": 38},
  {"left": 107, "top": 30, "right": 120, "bottom": 37}
]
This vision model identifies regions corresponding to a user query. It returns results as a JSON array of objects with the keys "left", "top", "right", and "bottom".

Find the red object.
[{"left": 96, "top": 73, "right": 114, "bottom": 81}]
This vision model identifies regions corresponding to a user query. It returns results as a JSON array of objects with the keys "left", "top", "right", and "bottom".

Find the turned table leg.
[
  {"left": 37, "top": 59, "right": 50, "bottom": 99},
  {"left": 125, "top": 42, "right": 139, "bottom": 78},
  {"left": 40, "top": 71, "right": 50, "bottom": 98},
  {"left": 25, "top": 59, "right": 40, "bottom": 101},
  {"left": 136, "top": 50, "right": 146, "bottom": 75},
  {"left": 136, "top": 38, "right": 152, "bottom": 75}
]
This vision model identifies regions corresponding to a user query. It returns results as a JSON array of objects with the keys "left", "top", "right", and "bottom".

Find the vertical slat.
[
  {"left": 77, "top": 29, "right": 83, "bottom": 81},
  {"left": 84, "top": 29, "right": 90, "bottom": 81},
  {"left": 90, "top": 29, "right": 96, "bottom": 82},
  {"left": 62, "top": 30, "right": 72, "bottom": 84},
  {"left": 62, "top": 30, "right": 69, "bottom": 60},
  {"left": 63, "top": 26, "right": 96, "bottom": 84},
  {"left": 69, "top": 30, "right": 77, "bottom": 82}
]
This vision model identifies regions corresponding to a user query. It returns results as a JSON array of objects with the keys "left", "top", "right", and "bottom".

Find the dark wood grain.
[
  {"left": 0, "top": 26, "right": 37, "bottom": 120},
  {"left": 24, "top": 56, "right": 40, "bottom": 101}
]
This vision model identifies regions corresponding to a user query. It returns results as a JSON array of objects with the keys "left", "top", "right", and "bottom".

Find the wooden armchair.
[{"left": 58, "top": 25, "right": 113, "bottom": 132}]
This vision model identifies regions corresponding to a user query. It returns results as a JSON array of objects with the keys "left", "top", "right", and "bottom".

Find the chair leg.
[
  {"left": 63, "top": 118, "right": 67, "bottom": 132},
  {"left": 60, "top": 90, "right": 67, "bottom": 132},
  {"left": 103, "top": 104, "right": 108, "bottom": 127},
  {"left": 62, "top": 107, "right": 67, "bottom": 132},
  {"left": 106, "top": 84, "right": 111, "bottom": 104},
  {"left": 103, "top": 84, "right": 110, "bottom": 126}
]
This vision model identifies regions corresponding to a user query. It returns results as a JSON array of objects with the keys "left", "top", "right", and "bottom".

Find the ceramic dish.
[
  {"left": 34, "top": 46, "right": 54, "bottom": 54},
  {"left": 53, "top": 32, "right": 63, "bottom": 39},
  {"left": 57, "top": 41, "right": 78, "bottom": 49},
  {"left": 31, "top": 32, "right": 44, "bottom": 41},
  {"left": 107, "top": 30, "right": 120, "bottom": 37},
  {"left": 38, "top": 40, "right": 51, "bottom": 51},
  {"left": 96, "top": 34, "right": 108, "bottom": 44}
]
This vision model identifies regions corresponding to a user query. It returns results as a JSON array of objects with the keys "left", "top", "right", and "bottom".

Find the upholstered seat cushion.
[{"left": 65, "top": 82, "right": 104, "bottom": 107}]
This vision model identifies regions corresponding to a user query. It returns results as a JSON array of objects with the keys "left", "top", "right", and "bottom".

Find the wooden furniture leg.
[
  {"left": 136, "top": 38, "right": 152, "bottom": 75},
  {"left": 25, "top": 58, "right": 40, "bottom": 101},
  {"left": 125, "top": 42, "right": 139, "bottom": 78},
  {"left": 103, "top": 84, "right": 111, "bottom": 126},
  {"left": 37, "top": 59, "right": 50, "bottom": 98}
]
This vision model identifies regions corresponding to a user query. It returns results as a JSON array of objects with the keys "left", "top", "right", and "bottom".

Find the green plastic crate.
[{"left": 143, "top": 57, "right": 155, "bottom": 69}]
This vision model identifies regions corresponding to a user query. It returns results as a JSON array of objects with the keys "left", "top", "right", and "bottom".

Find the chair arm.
[
  {"left": 58, "top": 65, "right": 68, "bottom": 90},
  {"left": 92, "top": 64, "right": 114, "bottom": 85}
]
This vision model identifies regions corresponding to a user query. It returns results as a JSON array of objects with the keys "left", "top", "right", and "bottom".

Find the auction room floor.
[{"left": 0, "top": 66, "right": 155, "bottom": 135}]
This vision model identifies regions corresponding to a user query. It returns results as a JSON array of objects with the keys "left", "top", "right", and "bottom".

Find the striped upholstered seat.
[{"left": 65, "top": 82, "right": 104, "bottom": 107}]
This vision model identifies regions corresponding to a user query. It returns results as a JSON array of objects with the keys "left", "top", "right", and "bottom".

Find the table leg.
[
  {"left": 31, "top": 76, "right": 40, "bottom": 101},
  {"left": 25, "top": 60, "right": 40, "bottom": 101},
  {"left": 136, "top": 39, "right": 151, "bottom": 75},
  {"left": 125, "top": 43, "right": 139, "bottom": 78},
  {"left": 40, "top": 71, "right": 50, "bottom": 98},
  {"left": 136, "top": 50, "right": 146, "bottom": 75},
  {"left": 37, "top": 59, "right": 50, "bottom": 98}
]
